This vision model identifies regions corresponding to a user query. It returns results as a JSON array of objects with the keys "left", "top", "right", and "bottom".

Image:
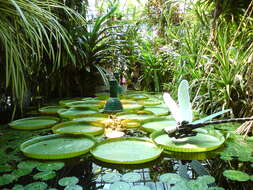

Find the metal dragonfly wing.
[{"left": 163, "top": 80, "right": 231, "bottom": 138}]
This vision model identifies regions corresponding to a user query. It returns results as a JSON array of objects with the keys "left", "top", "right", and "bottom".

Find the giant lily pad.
[
  {"left": 20, "top": 134, "right": 96, "bottom": 159},
  {"left": 39, "top": 106, "right": 64, "bottom": 115},
  {"left": 90, "top": 137, "right": 162, "bottom": 164},
  {"left": 65, "top": 101, "right": 102, "bottom": 109},
  {"left": 73, "top": 113, "right": 108, "bottom": 123},
  {"left": 9, "top": 116, "right": 59, "bottom": 130},
  {"left": 59, "top": 98, "right": 83, "bottom": 106},
  {"left": 52, "top": 121, "right": 104, "bottom": 136},
  {"left": 141, "top": 118, "right": 177, "bottom": 133},
  {"left": 58, "top": 108, "right": 98, "bottom": 119},
  {"left": 95, "top": 92, "right": 110, "bottom": 99},
  {"left": 144, "top": 106, "right": 169, "bottom": 116},
  {"left": 137, "top": 99, "right": 162, "bottom": 106},
  {"left": 151, "top": 130, "right": 225, "bottom": 152},
  {"left": 124, "top": 94, "right": 149, "bottom": 100},
  {"left": 116, "top": 112, "right": 154, "bottom": 122},
  {"left": 123, "top": 104, "right": 144, "bottom": 111}
]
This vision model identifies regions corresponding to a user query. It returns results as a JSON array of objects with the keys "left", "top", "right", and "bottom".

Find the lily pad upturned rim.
[
  {"left": 20, "top": 134, "right": 96, "bottom": 160},
  {"left": 52, "top": 121, "right": 104, "bottom": 136},
  {"left": 123, "top": 94, "right": 149, "bottom": 100},
  {"left": 90, "top": 137, "right": 163, "bottom": 164},
  {"left": 143, "top": 106, "right": 169, "bottom": 116},
  {"left": 123, "top": 104, "right": 144, "bottom": 111},
  {"left": 141, "top": 117, "right": 176, "bottom": 133},
  {"left": 8, "top": 116, "right": 59, "bottom": 130},
  {"left": 57, "top": 108, "right": 99, "bottom": 119},
  {"left": 151, "top": 129, "right": 225, "bottom": 153},
  {"left": 116, "top": 111, "right": 155, "bottom": 122},
  {"left": 39, "top": 106, "right": 64, "bottom": 115},
  {"left": 59, "top": 98, "right": 84, "bottom": 106},
  {"left": 121, "top": 119, "right": 141, "bottom": 128},
  {"left": 65, "top": 101, "right": 103, "bottom": 109}
]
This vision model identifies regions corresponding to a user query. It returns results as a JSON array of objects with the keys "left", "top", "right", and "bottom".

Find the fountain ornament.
[{"left": 103, "top": 79, "right": 123, "bottom": 113}]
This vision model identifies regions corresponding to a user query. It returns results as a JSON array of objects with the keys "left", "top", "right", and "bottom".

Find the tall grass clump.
[{"left": 161, "top": 0, "right": 253, "bottom": 117}]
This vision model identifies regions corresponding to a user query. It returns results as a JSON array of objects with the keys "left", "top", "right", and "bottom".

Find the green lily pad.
[
  {"left": 33, "top": 171, "right": 56, "bottom": 181},
  {"left": 223, "top": 170, "right": 250, "bottom": 181},
  {"left": 90, "top": 137, "right": 162, "bottom": 164},
  {"left": 141, "top": 118, "right": 176, "bottom": 133},
  {"left": 36, "top": 161, "right": 65, "bottom": 171},
  {"left": 17, "top": 160, "right": 41, "bottom": 170},
  {"left": 0, "top": 174, "right": 16, "bottom": 186},
  {"left": 58, "top": 177, "right": 79, "bottom": 186},
  {"left": 131, "top": 185, "right": 150, "bottom": 190},
  {"left": 151, "top": 130, "right": 225, "bottom": 152},
  {"left": 12, "top": 168, "right": 33, "bottom": 178},
  {"left": 144, "top": 106, "right": 169, "bottom": 116},
  {"left": 8, "top": 116, "right": 59, "bottom": 130},
  {"left": 11, "top": 184, "right": 24, "bottom": 190},
  {"left": 120, "top": 99, "right": 137, "bottom": 104},
  {"left": 124, "top": 94, "right": 149, "bottom": 100},
  {"left": 187, "top": 180, "right": 208, "bottom": 190},
  {"left": 73, "top": 114, "right": 108, "bottom": 123},
  {"left": 65, "top": 101, "right": 102, "bottom": 109},
  {"left": 64, "top": 185, "right": 83, "bottom": 190},
  {"left": 59, "top": 98, "right": 83, "bottom": 106},
  {"left": 159, "top": 173, "right": 185, "bottom": 184},
  {"left": 137, "top": 100, "right": 162, "bottom": 106},
  {"left": 52, "top": 121, "right": 104, "bottom": 136},
  {"left": 58, "top": 108, "right": 98, "bottom": 119},
  {"left": 116, "top": 112, "right": 154, "bottom": 122},
  {"left": 102, "top": 173, "right": 121, "bottom": 182},
  {"left": 24, "top": 182, "right": 48, "bottom": 190},
  {"left": 123, "top": 104, "right": 144, "bottom": 111},
  {"left": 0, "top": 164, "right": 12, "bottom": 172},
  {"left": 110, "top": 181, "right": 131, "bottom": 190},
  {"left": 197, "top": 175, "right": 215, "bottom": 184},
  {"left": 39, "top": 106, "right": 64, "bottom": 115},
  {"left": 121, "top": 119, "right": 140, "bottom": 128},
  {"left": 20, "top": 134, "right": 96, "bottom": 159},
  {"left": 122, "top": 172, "right": 141, "bottom": 182}
]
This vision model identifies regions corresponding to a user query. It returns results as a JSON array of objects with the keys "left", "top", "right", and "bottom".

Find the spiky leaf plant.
[{"left": 0, "top": 0, "right": 85, "bottom": 105}]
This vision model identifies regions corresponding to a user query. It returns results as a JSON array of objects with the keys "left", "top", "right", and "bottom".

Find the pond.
[{"left": 0, "top": 91, "right": 253, "bottom": 190}]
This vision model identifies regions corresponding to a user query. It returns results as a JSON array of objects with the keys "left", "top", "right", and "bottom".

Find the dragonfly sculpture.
[{"left": 163, "top": 80, "right": 253, "bottom": 139}]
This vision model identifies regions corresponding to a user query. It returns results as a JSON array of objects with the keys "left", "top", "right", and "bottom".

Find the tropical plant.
[
  {"left": 137, "top": 40, "right": 172, "bottom": 92},
  {"left": 0, "top": 0, "right": 86, "bottom": 105}
]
